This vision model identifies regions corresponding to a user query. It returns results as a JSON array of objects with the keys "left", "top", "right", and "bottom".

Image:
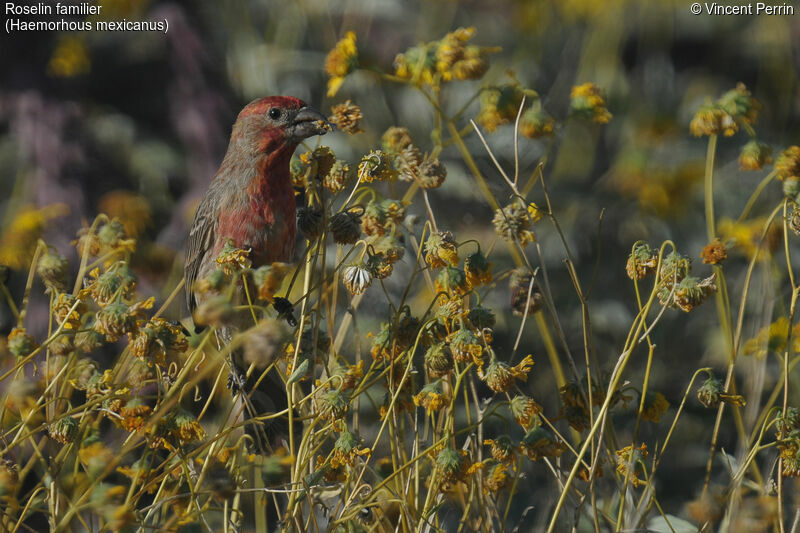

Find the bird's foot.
[{"left": 227, "top": 368, "right": 247, "bottom": 393}]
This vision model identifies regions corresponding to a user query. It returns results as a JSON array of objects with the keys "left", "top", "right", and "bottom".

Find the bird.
[{"left": 185, "top": 95, "right": 330, "bottom": 454}]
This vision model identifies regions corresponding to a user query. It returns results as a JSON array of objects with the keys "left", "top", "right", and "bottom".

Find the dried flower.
[
  {"left": 492, "top": 202, "right": 536, "bottom": 246},
  {"left": 520, "top": 426, "right": 564, "bottom": 461},
  {"left": 640, "top": 391, "right": 669, "bottom": 423},
  {"left": 74, "top": 330, "right": 106, "bottom": 354},
  {"left": 86, "top": 264, "right": 137, "bottom": 307},
  {"left": 520, "top": 107, "right": 555, "bottom": 138},
  {"left": 49, "top": 416, "right": 79, "bottom": 444},
  {"left": 297, "top": 206, "right": 324, "bottom": 239},
  {"left": 464, "top": 250, "right": 492, "bottom": 288},
  {"left": 436, "top": 267, "right": 470, "bottom": 296},
  {"left": 329, "top": 100, "right": 363, "bottom": 134},
  {"left": 8, "top": 327, "right": 37, "bottom": 358},
  {"left": 342, "top": 264, "right": 373, "bottom": 295},
  {"left": 467, "top": 306, "right": 496, "bottom": 332},
  {"left": 570, "top": 82, "right": 612, "bottom": 123},
  {"left": 775, "top": 146, "right": 800, "bottom": 181},
  {"left": 484, "top": 435, "right": 516, "bottom": 463},
  {"left": 325, "top": 31, "right": 358, "bottom": 97},
  {"left": 448, "top": 328, "right": 483, "bottom": 364},
  {"left": 696, "top": 374, "right": 745, "bottom": 409},
  {"left": 424, "top": 231, "right": 459, "bottom": 269},
  {"left": 718, "top": 83, "right": 760, "bottom": 125},
  {"left": 382, "top": 127, "right": 414, "bottom": 154},
  {"left": 478, "top": 84, "right": 529, "bottom": 132},
  {"left": 319, "top": 389, "right": 350, "bottom": 421},
  {"left": 53, "top": 293, "right": 86, "bottom": 330},
  {"left": 671, "top": 274, "right": 717, "bottom": 312},
  {"left": 129, "top": 317, "right": 188, "bottom": 367},
  {"left": 215, "top": 240, "right": 251, "bottom": 274},
  {"left": 172, "top": 409, "right": 205, "bottom": 443},
  {"left": 414, "top": 380, "right": 450, "bottom": 413},
  {"left": 95, "top": 297, "right": 154, "bottom": 342},
  {"left": 251, "top": 262, "right": 290, "bottom": 302},
  {"left": 118, "top": 398, "right": 152, "bottom": 432},
  {"left": 739, "top": 140, "right": 772, "bottom": 171},
  {"left": 417, "top": 157, "right": 447, "bottom": 189},
  {"left": 484, "top": 462, "right": 509, "bottom": 493},
  {"left": 323, "top": 160, "right": 352, "bottom": 194},
  {"left": 615, "top": 444, "right": 648, "bottom": 487},
  {"left": 509, "top": 267, "right": 543, "bottom": 316},
  {"left": 510, "top": 394, "right": 542, "bottom": 430},
  {"left": 424, "top": 342, "right": 454, "bottom": 377},
  {"left": 97, "top": 219, "right": 135, "bottom": 253},
  {"left": 0, "top": 459, "right": 19, "bottom": 500},
  {"left": 435, "top": 27, "right": 494, "bottom": 81},
  {"left": 626, "top": 242, "right": 658, "bottom": 280},
  {"left": 243, "top": 318, "right": 290, "bottom": 369},
  {"left": 690, "top": 104, "right": 737, "bottom": 137},
  {"left": 435, "top": 447, "right": 468, "bottom": 486},
  {"left": 779, "top": 442, "right": 800, "bottom": 477},
  {"left": 331, "top": 431, "right": 371, "bottom": 468},
  {"left": 37, "top": 248, "right": 68, "bottom": 291},
  {"left": 329, "top": 210, "right": 363, "bottom": 245},
  {"left": 358, "top": 150, "right": 397, "bottom": 183},
  {"left": 701, "top": 239, "right": 728, "bottom": 265}
]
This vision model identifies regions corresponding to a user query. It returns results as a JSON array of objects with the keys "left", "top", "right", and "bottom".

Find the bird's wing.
[{"left": 185, "top": 194, "right": 218, "bottom": 315}]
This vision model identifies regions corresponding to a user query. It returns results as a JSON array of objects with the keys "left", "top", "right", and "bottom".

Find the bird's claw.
[{"left": 227, "top": 369, "right": 246, "bottom": 393}]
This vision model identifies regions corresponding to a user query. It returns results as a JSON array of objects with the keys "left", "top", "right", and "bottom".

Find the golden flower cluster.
[
  {"left": 570, "top": 82, "right": 612, "bottom": 124},
  {"left": 690, "top": 83, "right": 760, "bottom": 137},
  {"left": 325, "top": 31, "right": 358, "bottom": 97},
  {"left": 394, "top": 27, "right": 497, "bottom": 87}
]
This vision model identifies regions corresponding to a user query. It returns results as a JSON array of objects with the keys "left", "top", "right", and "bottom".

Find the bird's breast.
[{"left": 217, "top": 189, "right": 296, "bottom": 265}]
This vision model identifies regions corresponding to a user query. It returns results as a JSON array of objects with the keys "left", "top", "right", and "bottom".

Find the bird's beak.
[{"left": 289, "top": 106, "right": 332, "bottom": 141}]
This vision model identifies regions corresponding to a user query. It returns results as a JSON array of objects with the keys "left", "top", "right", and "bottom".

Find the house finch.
[{"left": 185, "top": 96, "right": 329, "bottom": 453}]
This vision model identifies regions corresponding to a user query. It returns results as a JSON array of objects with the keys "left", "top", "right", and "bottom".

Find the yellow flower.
[
  {"left": 0, "top": 204, "right": 68, "bottom": 269},
  {"left": 98, "top": 191, "right": 151, "bottom": 238},
  {"left": 519, "top": 426, "right": 565, "bottom": 461},
  {"left": 738, "top": 140, "right": 772, "bottom": 171},
  {"left": 718, "top": 216, "right": 781, "bottom": 259},
  {"left": 424, "top": 231, "right": 459, "bottom": 269},
  {"left": 331, "top": 431, "right": 371, "bottom": 469},
  {"left": 570, "top": 82, "right": 612, "bottom": 124},
  {"left": 464, "top": 250, "right": 492, "bottom": 288},
  {"left": 484, "top": 463, "right": 510, "bottom": 493},
  {"left": 251, "top": 262, "right": 290, "bottom": 302},
  {"left": 413, "top": 380, "right": 450, "bottom": 413},
  {"left": 477, "top": 84, "right": 530, "bottom": 132},
  {"left": 690, "top": 104, "right": 736, "bottom": 137},
  {"left": 775, "top": 146, "right": 800, "bottom": 181},
  {"left": 484, "top": 435, "right": 516, "bottom": 464},
  {"left": 358, "top": 150, "right": 397, "bottom": 183},
  {"left": 434, "top": 27, "right": 497, "bottom": 82},
  {"left": 640, "top": 391, "right": 669, "bottom": 423},
  {"left": 215, "top": 240, "right": 251, "bottom": 274},
  {"left": 520, "top": 107, "right": 555, "bottom": 138},
  {"left": 325, "top": 32, "right": 358, "bottom": 97},
  {"left": 48, "top": 36, "right": 90, "bottom": 77},
  {"left": 129, "top": 317, "right": 188, "bottom": 367},
  {"left": 615, "top": 443, "right": 648, "bottom": 487},
  {"left": 742, "top": 317, "right": 800, "bottom": 358},
  {"left": 701, "top": 239, "right": 728, "bottom": 265},
  {"left": 510, "top": 394, "right": 542, "bottom": 430}
]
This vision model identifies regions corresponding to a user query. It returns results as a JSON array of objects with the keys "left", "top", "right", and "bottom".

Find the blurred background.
[{"left": 1, "top": 0, "right": 799, "bottom": 529}]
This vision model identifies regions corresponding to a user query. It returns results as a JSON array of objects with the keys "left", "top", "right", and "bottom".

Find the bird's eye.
[{"left": 268, "top": 107, "right": 282, "bottom": 120}]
